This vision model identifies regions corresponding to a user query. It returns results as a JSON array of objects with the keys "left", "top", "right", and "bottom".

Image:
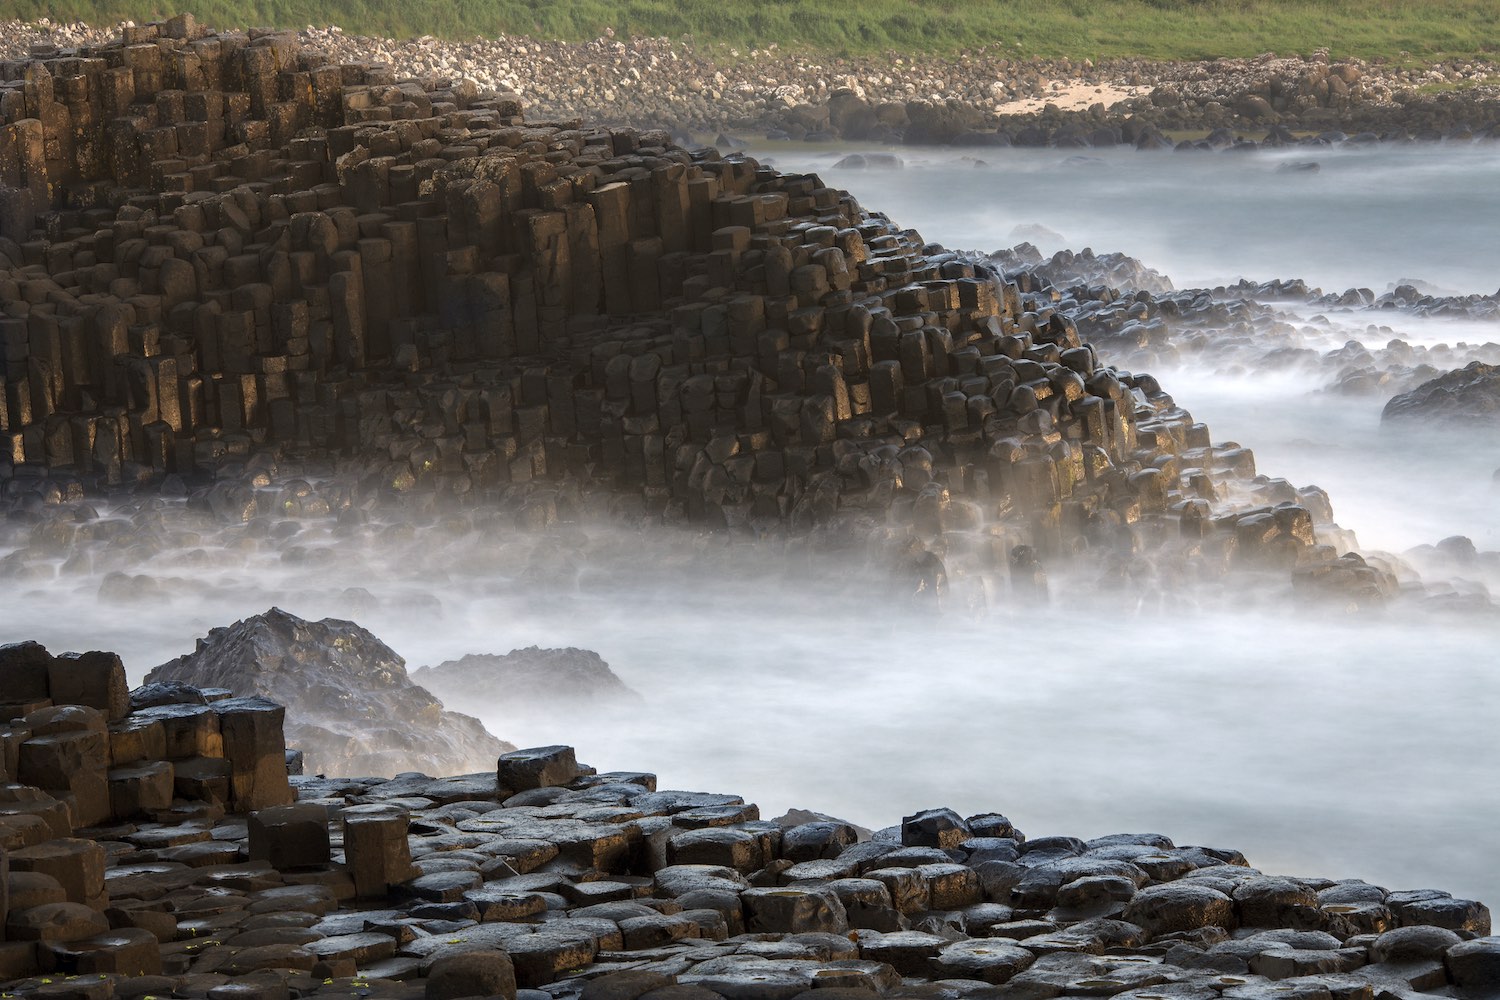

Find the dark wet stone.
[
  {"left": 1369, "top": 924, "right": 1463, "bottom": 962},
  {"left": 129, "top": 682, "right": 210, "bottom": 709},
  {"left": 901, "top": 808, "right": 971, "bottom": 850},
  {"left": 960, "top": 838, "right": 1021, "bottom": 865},
  {"left": 1246, "top": 946, "right": 1365, "bottom": 980},
  {"left": 404, "top": 870, "right": 483, "bottom": 902},
  {"left": 579, "top": 971, "right": 676, "bottom": 1000},
  {"left": 1446, "top": 936, "right": 1500, "bottom": 994},
  {"left": 742, "top": 886, "right": 849, "bottom": 935},
  {"left": 631, "top": 792, "right": 745, "bottom": 815},
  {"left": 653, "top": 865, "right": 750, "bottom": 898},
  {"left": 965, "top": 814, "right": 1020, "bottom": 840},
  {"left": 929, "top": 938, "right": 1035, "bottom": 983},
  {"left": 1124, "top": 883, "right": 1236, "bottom": 937},
  {"left": 426, "top": 949, "right": 518, "bottom": 1000},
  {"left": 498, "top": 746, "right": 582, "bottom": 794},
  {"left": 856, "top": 930, "right": 950, "bottom": 977},
  {"left": 1388, "top": 892, "right": 1491, "bottom": 934},
  {"left": 1019, "top": 835, "right": 1087, "bottom": 858},
  {"left": 1317, "top": 881, "right": 1387, "bottom": 906},
  {"left": 1383, "top": 360, "right": 1500, "bottom": 423},
  {"left": 780, "top": 822, "right": 859, "bottom": 862},
  {"left": 1233, "top": 877, "right": 1325, "bottom": 930}
]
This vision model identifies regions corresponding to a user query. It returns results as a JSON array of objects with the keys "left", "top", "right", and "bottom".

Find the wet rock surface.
[
  {"left": 1382, "top": 361, "right": 1500, "bottom": 424},
  {"left": 0, "top": 646, "right": 1497, "bottom": 999},
  {"left": 145, "top": 608, "right": 511, "bottom": 777},
  {"left": 0, "top": 18, "right": 1496, "bottom": 1000}
]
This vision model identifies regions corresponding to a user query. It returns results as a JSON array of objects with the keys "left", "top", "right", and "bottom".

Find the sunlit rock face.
[{"left": 146, "top": 607, "right": 512, "bottom": 776}]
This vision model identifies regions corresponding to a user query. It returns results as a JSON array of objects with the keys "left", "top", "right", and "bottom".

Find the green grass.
[{"left": 10, "top": 0, "right": 1500, "bottom": 62}]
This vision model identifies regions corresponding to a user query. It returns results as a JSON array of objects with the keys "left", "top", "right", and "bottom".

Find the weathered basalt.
[
  {"left": 0, "top": 17, "right": 1385, "bottom": 609},
  {"left": 144, "top": 607, "right": 511, "bottom": 776},
  {"left": 1, "top": 632, "right": 1497, "bottom": 1000},
  {"left": 1382, "top": 360, "right": 1500, "bottom": 424}
]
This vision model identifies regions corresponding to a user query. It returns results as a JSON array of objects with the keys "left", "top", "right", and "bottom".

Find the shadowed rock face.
[
  {"left": 412, "top": 647, "right": 641, "bottom": 725},
  {"left": 145, "top": 607, "right": 511, "bottom": 777},
  {"left": 1382, "top": 361, "right": 1500, "bottom": 424}
]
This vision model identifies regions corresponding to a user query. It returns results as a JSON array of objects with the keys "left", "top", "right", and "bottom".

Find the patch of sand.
[{"left": 995, "top": 80, "right": 1144, "bottom": 115}]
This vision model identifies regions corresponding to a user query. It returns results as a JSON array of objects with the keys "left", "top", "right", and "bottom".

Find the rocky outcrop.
[
  {"left": 412, "top": 648, "right": 641, "bottom": 724},
  {"left": 1, "top": 635, "right": 1497, "bottom": 999},
  {"left": 0, "top": 18, "right": 1389, "bottom": 607},
  {"left": 1382, "top": 361, "right": 1500, "bottom": 424},
  {"left": 145, "top": 608, "right": 511, "bottom": 776}
]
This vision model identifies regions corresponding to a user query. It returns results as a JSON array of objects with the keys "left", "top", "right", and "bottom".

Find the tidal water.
[
  {"left": 6, "top": 142, "right": 1500, "bottom": 907},
  {"left": 766, "top": 142, "right": 1500, "bottom": 296}
]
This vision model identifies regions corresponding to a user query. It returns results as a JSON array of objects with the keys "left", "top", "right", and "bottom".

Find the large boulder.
[
  {"left": 1382, "top": 360, "right": 1500, "bottom": 423},
  {"left": 146, "top": 608, "right": 511, "bottom": 777},
  {"left": 827, "top": 91, "right": 879, "bottom": 140},
  {"left": 903, "top": 99, "right": 983, "bottom": 145},
  {"left": 411, "top": 648, "right": 641, "bottom": 727}
]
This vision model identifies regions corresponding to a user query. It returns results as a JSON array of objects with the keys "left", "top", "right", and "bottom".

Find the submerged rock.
[
  {"left": 831, "top": 152, "right": 904, "bottom": 169},
  {"left": 146, "top": 608, "right": 511, "bottom": 777}
]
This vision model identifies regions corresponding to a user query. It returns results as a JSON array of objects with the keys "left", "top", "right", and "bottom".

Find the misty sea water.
[{"left": 5, "top": 140, "right": 1499, "bottom": 908}]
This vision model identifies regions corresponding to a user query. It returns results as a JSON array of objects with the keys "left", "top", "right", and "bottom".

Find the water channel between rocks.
[{"left": 5, "top": 141, "right": 1499, "bottom": 908}]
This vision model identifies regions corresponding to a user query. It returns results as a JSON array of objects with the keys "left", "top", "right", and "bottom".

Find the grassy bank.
[{"left": 9, "top": 0, "right": 1500, "bottom": 62}]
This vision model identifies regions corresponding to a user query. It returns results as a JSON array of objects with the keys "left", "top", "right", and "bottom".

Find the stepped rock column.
[
  {"left": 213, "top": 697, "right": 293, "bottom": 811},
  {"left": 249, "top": 802, "right": 332, "bottom": 868},
  {"left": 585, "top": 182, "right": 633, "bottom": 316},
  {"left": 343, "top": 804, "right": 414, "bottom": 898}
]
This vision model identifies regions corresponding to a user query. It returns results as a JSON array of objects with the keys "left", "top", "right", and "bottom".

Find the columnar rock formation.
[
  {"left": 1, "top": 637, "right": 293, "bottom": 848},
  {"left": 3, "top": 635, "right": 1499, "bottom": 999},
  {"left": 1, "top": 18, "right": 1387, "bottom": 602}
]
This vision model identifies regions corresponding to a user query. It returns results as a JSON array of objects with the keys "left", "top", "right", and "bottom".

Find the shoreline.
[
  {"left": 0, "top": 637, "right": 1495, "bottom": 998},
  {"left": 2, "top": 19, "right": 1498, "bottom": 149}
]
